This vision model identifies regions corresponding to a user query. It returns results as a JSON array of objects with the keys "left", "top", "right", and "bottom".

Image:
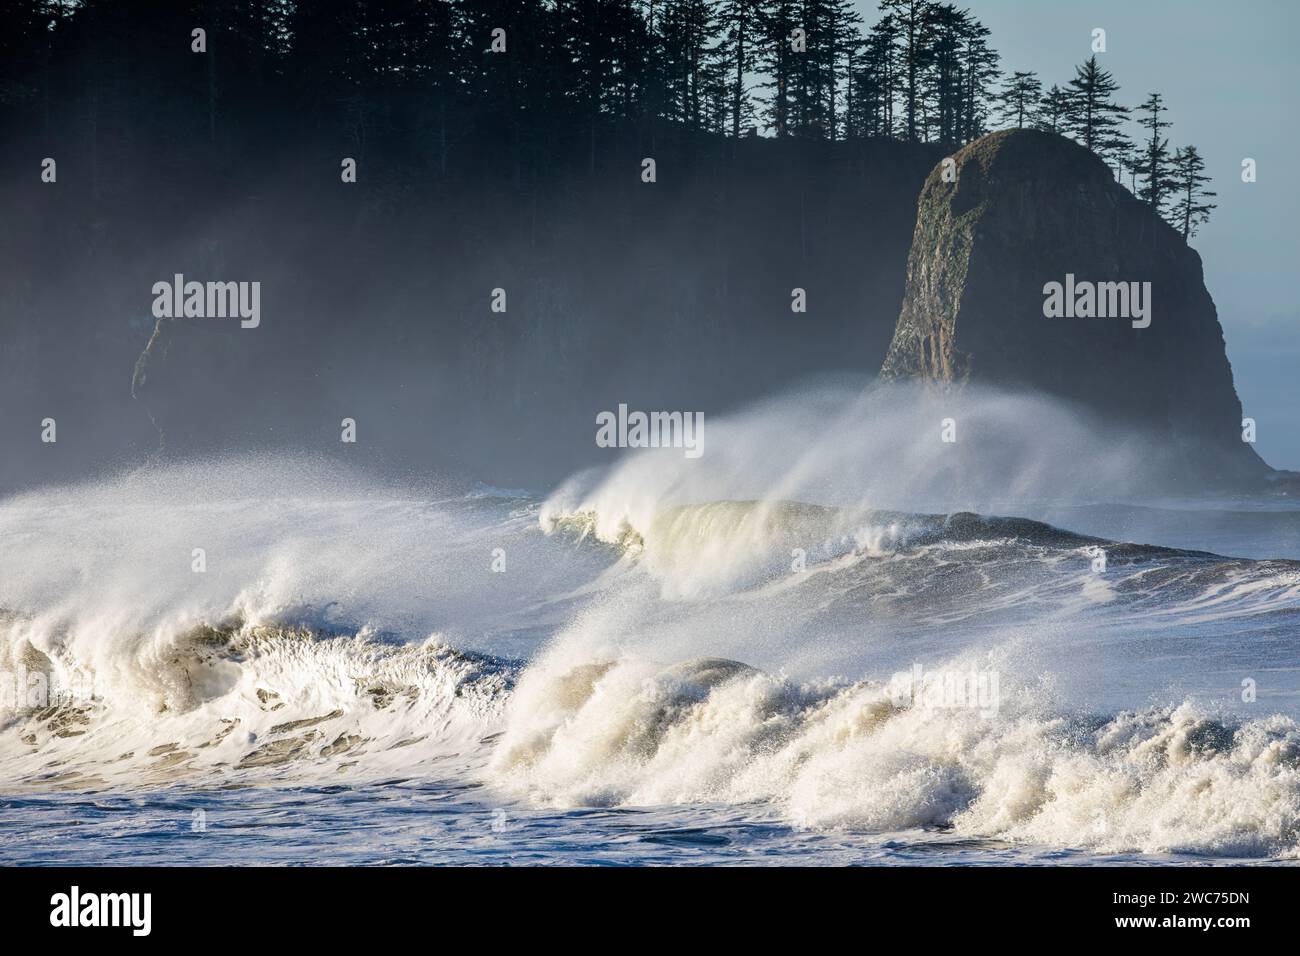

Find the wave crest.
[
  {"left": 490, "top": 652, "right": 1300, "bottom": 857},
  {"left": 0, "top": 616, "right": 515, "bottom": 788}
]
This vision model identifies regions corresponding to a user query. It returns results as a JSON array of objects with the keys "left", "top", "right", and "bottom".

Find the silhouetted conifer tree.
[
  {"left": 1135, "top": 92, "right": 1177, "bottom": 216},
  {"left": 1063, "top": 54, "right": 1129, "bottom": 162},
  {"left": 997, "top": 70, "right": 1040, "bottom": 128},
  {"left": 1035, "top": 83, "right": 1069, "bottom": 134},
  {"left": 879, "top": 0, "right": 930, "bottom": 142},
  {"left": 1169, "top": 144, "right": 1217, "bottom": 238},
  {"left": 718, "top": 0, "right": 760, "bottom": 137},
  {"left": 756, "top": 0, "right": 799, "bottom": 137}
]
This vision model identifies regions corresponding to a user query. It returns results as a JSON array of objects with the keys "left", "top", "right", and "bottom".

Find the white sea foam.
[
  {"left": 489, "top": 648, "right": 1300, "bottom": 857},
  {"left": 2, "top": 388, "right": 1298, "bottom": 861},
  {"left": 0, "top": 457, "right": 565, "bottom": 786}
]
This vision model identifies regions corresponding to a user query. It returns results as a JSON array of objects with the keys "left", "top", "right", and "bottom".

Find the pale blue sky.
[{"left": 852, "top": 0, "right": 1300, "bottom": 468}]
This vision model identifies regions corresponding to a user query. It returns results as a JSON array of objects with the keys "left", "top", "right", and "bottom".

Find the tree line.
[
  {"left": 996, "top": 55, "right": 1215, "bottom": 238},
  {"left": 2, "top": 0, "right": 1215, "bottom": 235}
]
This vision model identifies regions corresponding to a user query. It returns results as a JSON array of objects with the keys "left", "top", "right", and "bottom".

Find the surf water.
[{"left": 3, "top": 385, "right": 1299, "bottom": 865}]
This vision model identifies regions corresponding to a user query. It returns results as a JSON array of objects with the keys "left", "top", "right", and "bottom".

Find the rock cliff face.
[{"left": 881, "top": 128, "right": 1269, "bottom": 485}]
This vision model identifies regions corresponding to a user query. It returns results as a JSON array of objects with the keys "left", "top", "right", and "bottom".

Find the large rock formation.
[{"left": 881, "top": 128, "right": 1269, "bottom": 486}]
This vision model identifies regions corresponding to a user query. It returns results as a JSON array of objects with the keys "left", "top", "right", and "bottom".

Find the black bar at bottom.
[{"left": 0, "top": 864, "right": 1281, "bottom": 941}]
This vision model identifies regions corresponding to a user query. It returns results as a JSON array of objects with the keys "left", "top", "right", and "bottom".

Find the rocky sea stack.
[{"left": 881, "top": 128, "right": 1270, "bottom": 487}]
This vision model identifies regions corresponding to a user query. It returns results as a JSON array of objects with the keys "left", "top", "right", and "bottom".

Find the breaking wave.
[
  {"left": 490, "top": 652, "right": 1300, "bottom": 858},
  {"left": 4, "top": 382, "right": 1300, "bottom": 859},
  {"left": 0, "top": 616, "right": 515, "bottom": 790}
]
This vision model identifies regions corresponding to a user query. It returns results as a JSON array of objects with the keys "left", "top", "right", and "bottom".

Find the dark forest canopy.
[{"left": 2, "top": 0, "right": 1213, "bottom": 234}]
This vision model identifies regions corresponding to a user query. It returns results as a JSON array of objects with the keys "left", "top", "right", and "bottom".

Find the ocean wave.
[
  {"left": 541, "top": 496, "right": 1300, "bottom": 626},
  {"left": 4, "top": 454, "right": 1300, "bottom": 859},
  {"left": 488, "top": 651, "right": 1300, "bottom": 858},
  {"left": 0, "top": 617, "right": 515, "bottom": 789},
  {"left": 8, "top": 606, "right": 1298, "bottom": 858}
]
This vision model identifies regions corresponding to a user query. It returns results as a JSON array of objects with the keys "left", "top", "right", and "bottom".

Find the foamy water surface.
[{"left": 4, "top": 388, "right": 1300, "bottom": 864}]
